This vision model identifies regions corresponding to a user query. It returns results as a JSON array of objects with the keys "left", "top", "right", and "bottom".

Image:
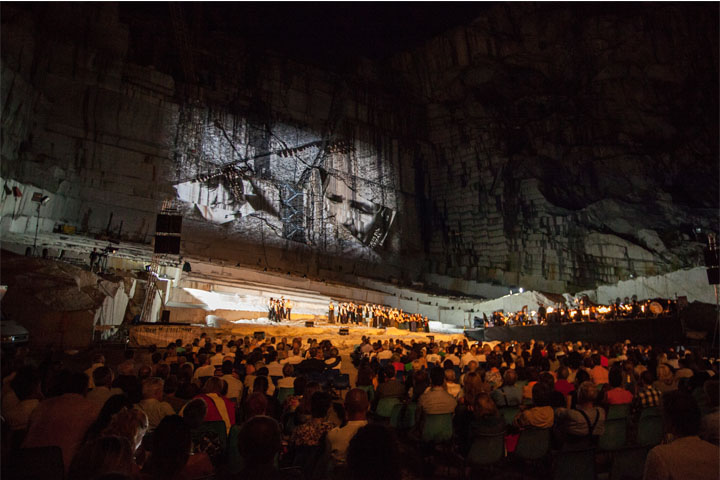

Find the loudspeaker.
[
  {"left": 339, "top": 328, "right": 349, "bottom": 336},
  {"left": 154, "top": 235, "right": 181, "bottom": 254},
  {"left": 160, "top": 310, "right": 171, "bottom": 323},
  {"left": 705, "top": 238, "right": 719, "bottom": 285},
  {"left": 305, "top": 321, "right": 314, "bottom": 328},
  {"left": 155, "top": 214, "right": 183, "bottom": 234},
  {"left": 427, "top": 335, "right": 435, "bottom": 342},
  {"left": 254, "top": 331, "right": 266, "bottom": 340}
]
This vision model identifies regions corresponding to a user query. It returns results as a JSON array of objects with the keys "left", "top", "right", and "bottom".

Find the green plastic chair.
[
  {"left": 598, "top": 417, "right": 627, "bottom": 451},
  {"left": 421, "top": 413, "right": 454, "bottom": 443},
  {"left": 552, "top": 447, "right": 596, "bottom": 480},
  {"left": 225, "top": 424, "right": 245, "bottom": 474},
  {"left": 609, "top": 445, "right": 649, "bottom": 480},
  {"left": 637, "top": 408, "right": 664, "bottom": 447},
  {"left": 277, "top": 387, "right": 295, "bottom": 405},
  {"left": 467, "top": 430, "right": 506, "bottom": 467},
  {"left": 357, "top": 384, "right": 375, "bottom": 403},
  {"left": 375, "top": 396, "right": 402, "bottom": 418},
  {"left": 515, "top": 427, "right": 551, "bottom": 461},
  {"left": 607, "top": 404, "right": 630, "bottom": 420},
  {"left": 390, "top": 402, "right": 417, "bottom": 430},
  {"left": 499, "top": 406, "right": 520, "bottom": 425},
  {"left": 197, "top": 420, "right": 228, "bottom": 453}
]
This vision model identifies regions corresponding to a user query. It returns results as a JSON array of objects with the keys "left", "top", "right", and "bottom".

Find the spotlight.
[{"left": 519, "top": 287, "right": 524, "bottom": 293}]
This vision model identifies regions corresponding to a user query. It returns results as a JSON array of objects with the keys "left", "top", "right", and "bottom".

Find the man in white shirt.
[
  {"left": 444, "top": 347, "right": 461, "bottom": 366},
  {"left": 426, "top": 346, "right": 441, "bottom": 365},
  {"left": 377, "top": 345, "right": 393, "bottom": 361},
  {"left": 193, "top": 354, "right": 216, "bottom": 379},
  {"left": 137, "top": 377, "right": 175, "bottom": 430},
  {"left": 210, "top": 344, "right": 227, "bottom": 366},
  {"left": 461, "top": 345, "right": 480, "bottom": 369},
  {"left": 284, "top": 348, "right": 304, "bottom": 366},
  {"left": 327, "top": 389, "right": 369, "bottom": 465},
  {"left": 220, "top": 361, "right": 243, "bottom": 401}
]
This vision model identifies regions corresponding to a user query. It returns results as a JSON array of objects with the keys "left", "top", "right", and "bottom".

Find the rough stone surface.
[{"left": 1, "top": 3, "right": 717, "bottom": 296}]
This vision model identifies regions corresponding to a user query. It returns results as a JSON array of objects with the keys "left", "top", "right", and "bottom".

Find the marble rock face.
[{"left": 1, "top": 3, "right": 717, "bottom": 296}]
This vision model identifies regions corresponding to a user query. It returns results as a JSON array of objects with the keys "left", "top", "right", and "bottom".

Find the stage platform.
[
  {"left": 128, "top": 318, "right": 468, "bottom": 352},
  {"left": 465, "top": 315, "right": 684, "bottom": 345}
]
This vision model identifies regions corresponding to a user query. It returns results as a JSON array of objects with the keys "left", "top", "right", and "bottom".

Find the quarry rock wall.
[
  {"left": 390, "top": 3, "right": 718, "bottom": 293},
  {"left": 1, "top": 3, "right": 717, "bottom": 297}
]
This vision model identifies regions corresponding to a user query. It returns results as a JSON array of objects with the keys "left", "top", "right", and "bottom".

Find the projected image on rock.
[{"left": 171, "top": 105, "right": 398, "bottom": 258}]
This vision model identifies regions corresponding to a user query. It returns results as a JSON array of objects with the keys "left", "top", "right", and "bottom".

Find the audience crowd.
[{"left": 1, "top": 332, "right": 718, "bottom": 480}]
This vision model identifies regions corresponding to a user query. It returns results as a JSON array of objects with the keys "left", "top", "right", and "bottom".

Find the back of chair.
[
  {"left": 515, "top": 428, "right": 551, "bottom": 460},
  {"left": 598, "top": 417, "right": 627, "bottom": 451},
  {"left": 607, "top": 404, "right": 630, "bottom": 420},
  {"left": 390, "top": 402, "right": 417, "bottom": 430},
  {"left": 499, "top": 406, "right": 520, "bottom": 425},
  {"left": 277, "top": 387, "right": 295, "bottom": 405},
  {"left": 552, "top": 448, "right": 595, "bottom": 480},
  {"left": 6, "top": 446, "right": 64, "bottom": 480},
  {"left": 375, "top": 396, "right": 402, "bottom": 418},
  {"left": 467, "top": 430, "right": 506, "bottom": 467},
  {"left": 225, "top": 425, "right": 245, "bottom": 475},
  {"left": 637, "top": 408, "right": 663, "bottom": 447},
  {"left": 421, "top": 413, "right": 454, "bottom": 443},
  {"left": 332, "top": 373, "right": 350, "bottom": 391}
]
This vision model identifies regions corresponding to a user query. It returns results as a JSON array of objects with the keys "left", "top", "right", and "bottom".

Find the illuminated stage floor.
[{"left": 129, "top": 317, "right": 470, "bottom": 353}]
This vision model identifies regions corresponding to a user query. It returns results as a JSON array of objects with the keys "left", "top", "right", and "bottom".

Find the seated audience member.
[
  {"left": 220, "top": 361, "right": 244, "bottom": 402},
  {"left": 244, "top": 392, "right": 270, "bottom": 420},
  {"left": 161, "top": 375, "right": 187, "bottom": 413},
  {"left": 138, "top": 377, "right": 175, "bottom": 430},
  {"left": 141, "top": 415, "right": 199, "bottom": 480},
  {"left": 193, "top": 354, "right": 215, "bottom": 380},
  {"left": 5, "top": 366, "right": 42, "bottom": 435},
  {"left": 374, "top": 364, "right": 405, "bottom": 406},
  {"left": 513, "top": 382, "right": 554, "bottom": 429},
  {"left": 67, "top": 435, "right": 136, "bottom": 480},
  {"left": 418, "top": 367, "right": 458, "bottom": 418},
  {"left": 554, "top": 366, "right": 576, "bottom": 399},
  {"left": 296, "top": 347, "right": 326, "bottom": 375},
  {"left": 606, "top": 367, "right": 634, "bottom": 405},
  {"left": 444, "top": 369, "right": 462, "bottom": 398},
  {"left": 290, "top": 391, "right": 335, "bottom": 447},
  {"left": 85, "top": 354, "right": 106, "bottom": 389},
  {"left": 539, "top": 371, "right": 566, "bottom": 409},
  {"left": 181, "top": 399, "right": 223, "bottom": 466},
  {"left": 328, "top": 389, "right": 370, "bottom": 465},
  {"left": 236, "top": 416, "right": 288, "bottom": 479},
  {"left": 653, "top": 364, "right": 679, "bottom": 394},
  {"left": 458, "top": 392, "right": 506, "bottom": 456},
  {"left": 194, "top": 377, "right": 235, "bottom": 431},
  {"left": 254, "top": 375, "right": 281, "bottom": 421},
  {"left": 87, "top": 366, "right": 123, "bottom": 410},
  {"left": 85, "top": 395, "right": 134, "bottom": 442},
  {"left": 555, "top": 381, "right": 606, "bottom": 447},
  {"left": 634, "top": 370, "right": 662, "bottom": 412},
  {"left": 700, "top": 380, "right": 719, "bottom": 445},
  {"left": 409, "top": 369, "right": 431, "bottom": 403},
  {"left": 277, "top": 363, "right": 296, "bottom": 389},
  {"left": 491, "top": 369, "right": 523, "bottom": 407},
  {"left": 347, "top": 423, "right": 402, "bottom": 480},
  {"left": 23, "top": 371, "right": 100, "bottom": 471},
  {"left": 102, "top": 407, "right": 149, "bottom": 454},
  {"left": 590, "top": 354, "right": 609, "bottom": 385},
  {"left": 113, "top": 362, "right": 142, "bottom": 404},
  {"left": 643, "top": 391, "right": 719, "bottom": 480}
]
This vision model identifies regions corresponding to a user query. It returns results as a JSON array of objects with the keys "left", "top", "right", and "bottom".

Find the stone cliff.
[{"left": 1, "top": 3, "right": 717, "bottom": 296}]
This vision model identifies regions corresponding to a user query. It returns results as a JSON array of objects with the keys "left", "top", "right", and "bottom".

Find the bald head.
[{"left": 345, "top": 388, "right": 369, "bottom": 420}]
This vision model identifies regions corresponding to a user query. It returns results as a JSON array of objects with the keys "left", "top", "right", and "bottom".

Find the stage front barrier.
[{"left": 468, "top": 316, "right": 683, "bottom": 344}]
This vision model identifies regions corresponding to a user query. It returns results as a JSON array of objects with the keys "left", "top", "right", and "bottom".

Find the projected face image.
[{"left": 324, "top": 174, "right": 395, "bottom": 249}]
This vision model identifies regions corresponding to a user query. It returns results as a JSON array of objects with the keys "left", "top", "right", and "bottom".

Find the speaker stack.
[{"left": 154, "top": 213, "right": 183, "bottom": 255}]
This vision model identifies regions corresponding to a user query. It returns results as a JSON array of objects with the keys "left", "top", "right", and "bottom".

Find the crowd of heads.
[{"left": 1, "top": 333, "right": 718, "bottom": 479}]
